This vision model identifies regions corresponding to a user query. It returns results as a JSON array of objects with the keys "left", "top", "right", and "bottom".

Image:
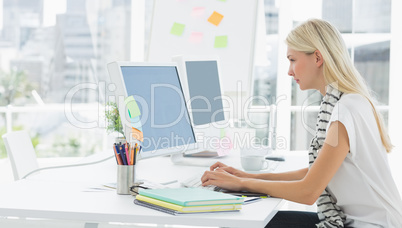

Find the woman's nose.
[{"left": 288, "top": 67, "right": 294, "bottom": 76}]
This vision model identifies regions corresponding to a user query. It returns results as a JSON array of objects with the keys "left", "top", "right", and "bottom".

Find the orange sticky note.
[
  {"left": 132, "top": 127, "right": 144, "bottom": 142},
  {"left": 207, "top": 11, "right": 224, "bottom": 26}
]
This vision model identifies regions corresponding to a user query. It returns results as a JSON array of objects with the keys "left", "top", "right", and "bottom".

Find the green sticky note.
[
  {"left": 170, "top": 22, "right": 185, "bottom": 36},
  {"left": 124, "top": 96, "right": 141, "bottom": 118},
  {"left": 214, "top": 35, "right": 227, "bottom": 48},
  {"left": 218, "top": 0, "right": 227, "bottom": 2},
  {"left": 220, "top": 128, "right": 226, "bottom": 138}
]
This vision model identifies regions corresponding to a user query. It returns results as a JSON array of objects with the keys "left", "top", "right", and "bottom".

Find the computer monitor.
[
  {"left": 107, "top": 61, "right": 197, "bottom": 159},
  {"left": 172, "top": 56, "right": 228, "bottom": 154}
]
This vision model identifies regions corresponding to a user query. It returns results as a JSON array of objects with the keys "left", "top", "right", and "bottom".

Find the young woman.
[{"left": 201, "top": 19, "right": 402, "bottom": 227}]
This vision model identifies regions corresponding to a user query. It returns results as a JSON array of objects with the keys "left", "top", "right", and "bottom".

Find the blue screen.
[
  {"left": 121, "top": 66, "right": 196, "bottom": 153},
  {"left": 185, "top": 61, "right": 225, "bottom": 125}
]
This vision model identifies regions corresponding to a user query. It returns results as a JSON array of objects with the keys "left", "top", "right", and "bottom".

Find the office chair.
[{"left": 2, "top": 130, "right": 39, "bottom": 180}]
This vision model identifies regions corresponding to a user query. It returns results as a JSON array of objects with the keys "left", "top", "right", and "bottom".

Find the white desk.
[{"left": 0, "top": 151, "right": 308, "bottom": 228}]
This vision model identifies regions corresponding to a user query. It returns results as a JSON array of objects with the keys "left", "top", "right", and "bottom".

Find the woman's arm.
[
  {"left": 209, "top": 162, "right": 308, "bottom": 181},
  {"left": 202, "top": 121, "right": 350, "bottom": 205},
  {"left": 253, "top": 168, "right": 309, "bottom": 181}
]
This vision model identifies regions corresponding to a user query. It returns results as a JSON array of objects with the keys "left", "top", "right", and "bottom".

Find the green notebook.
[
  {"left": 138, "top": 188, "right": 244, "bottom": 206},
  {"left": 135, "top": 194, "right": 242, "bottom": 213}
]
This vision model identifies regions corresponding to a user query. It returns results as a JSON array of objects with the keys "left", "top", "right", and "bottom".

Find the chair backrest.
[{"left": 2, "top": 130, "right": 39, "bottom": 180}]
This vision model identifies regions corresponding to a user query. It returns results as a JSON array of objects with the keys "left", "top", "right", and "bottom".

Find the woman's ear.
[{"left": 315, "top": 50, "right": 324, "bottom": 67}]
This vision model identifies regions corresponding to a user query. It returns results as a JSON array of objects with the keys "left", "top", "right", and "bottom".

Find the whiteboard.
[{"left": 148, "top": 0, "right": 259, "bottom": 94}]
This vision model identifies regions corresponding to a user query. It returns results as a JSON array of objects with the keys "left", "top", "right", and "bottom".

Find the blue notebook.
[{"left": 138, "top": 188, "right": 244, "bottom": 206}]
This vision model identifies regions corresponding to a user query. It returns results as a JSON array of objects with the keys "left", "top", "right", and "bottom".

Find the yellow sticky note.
[
  {"left": 214, "top": 35, "right": 228, "bottom": 48},
  {"left": 207, "top": 11, "right": 224, "bottom": 26},
  {"left": 170, "top": 22, "right": 185, "bottom": 36},
  {"left": 124, "top": 96, "right": 141, "bottom": 118}
]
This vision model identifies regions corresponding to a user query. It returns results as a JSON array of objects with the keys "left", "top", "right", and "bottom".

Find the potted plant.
[{"left": 105, "top": 102, "right": 126, "bottom": 144}]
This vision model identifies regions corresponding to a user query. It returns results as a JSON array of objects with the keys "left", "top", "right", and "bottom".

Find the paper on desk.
[
  {"left": 83, "top": 183, "right": 115, "bottom": 192},
  {"left": 140, "top": 180, "right": 171, "bottom": 189}
]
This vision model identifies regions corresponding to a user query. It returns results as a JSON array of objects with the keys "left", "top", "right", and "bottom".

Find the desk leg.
[{"left": 84, "top": 222, "right": 98, "bottom": 228}]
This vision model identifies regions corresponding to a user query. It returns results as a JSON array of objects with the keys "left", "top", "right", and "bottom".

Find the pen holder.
[{"left": 117, "top": 165, "right": 136, "bottom": 195}]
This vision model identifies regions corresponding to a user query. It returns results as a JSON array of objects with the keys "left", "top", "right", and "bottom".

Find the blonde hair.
[{"left": 286, "top": 18, "right": 393, "bottom": 153}]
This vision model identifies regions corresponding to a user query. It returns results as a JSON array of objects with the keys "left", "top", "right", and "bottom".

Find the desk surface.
[{"left": 0, "top": 151, "right": 307, "bottom": 228}]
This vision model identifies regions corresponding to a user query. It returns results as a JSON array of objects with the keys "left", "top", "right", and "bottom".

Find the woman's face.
[{"left": 287, "top": 48, "right": 325, "bottom": 93}]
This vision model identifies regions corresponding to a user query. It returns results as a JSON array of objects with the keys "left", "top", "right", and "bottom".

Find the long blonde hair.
[{"left": 286, "top": 18, "right": 393, "bottom": 153}]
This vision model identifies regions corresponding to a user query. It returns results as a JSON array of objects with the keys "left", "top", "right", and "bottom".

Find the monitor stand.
[
  {"left": 170, "top": 151, "right": 219, "bottom": 167},
  {"left": 183, "top": 150, "right": 219, "bottom": 157}
]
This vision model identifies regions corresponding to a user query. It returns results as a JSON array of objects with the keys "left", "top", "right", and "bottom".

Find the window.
[
  {"left": 253, "top": 0, "right": 392, "bottom": 151},
  {"left": 0, "top": 0, "right": 132, "bottom": 158}
]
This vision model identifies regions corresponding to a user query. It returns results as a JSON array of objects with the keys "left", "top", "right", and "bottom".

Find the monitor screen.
[
  {"left": 119, "top": 65, "right": 196, "bottom": 155},
  {"left": 184, "top": 60, "right": 225, "bottom": 126}
]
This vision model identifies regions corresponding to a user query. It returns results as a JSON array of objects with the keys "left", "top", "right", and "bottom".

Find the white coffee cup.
[{"left": 241, "top": 155, "right": 268, "bottom": 171}]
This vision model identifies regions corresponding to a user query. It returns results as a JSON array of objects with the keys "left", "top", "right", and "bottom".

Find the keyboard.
[
  {"left": 181, "top": 162, "right": 281, "bottom": 192},
  {"left": 181, "top": 172, "right": 222, "bottom": 192}
]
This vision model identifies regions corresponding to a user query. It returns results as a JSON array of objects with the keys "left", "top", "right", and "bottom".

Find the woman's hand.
[
  {"left": 209, "top": 162, "right": 253, "bottom": 178},
  {"left": 201, "top": 168, "right": 244, "bottom": 191}
]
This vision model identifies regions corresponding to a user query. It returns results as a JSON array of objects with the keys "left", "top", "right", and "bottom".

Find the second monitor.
[{"left": 173, "top": 56, "right": 229, "bottom": 155}]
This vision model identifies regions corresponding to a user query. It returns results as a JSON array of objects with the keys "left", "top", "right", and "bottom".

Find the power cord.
[{"left": 21, "top": 154, "right": 115, "bottom": 179}]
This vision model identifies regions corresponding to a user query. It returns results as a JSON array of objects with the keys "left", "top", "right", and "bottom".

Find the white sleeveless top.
[{"left": 327, "top": 94, "right": 402, "bottom": 227}]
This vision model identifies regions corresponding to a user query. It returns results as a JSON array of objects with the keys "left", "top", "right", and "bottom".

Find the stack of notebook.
[{"left": 134, "top": 188, "right": 244, "bottom": 215}]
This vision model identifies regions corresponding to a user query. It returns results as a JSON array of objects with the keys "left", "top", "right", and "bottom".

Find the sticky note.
[
  {"left": 218, "top": 0, "right": 227, "bottom": 2},
  {"left": 189, "top": 32, "right": 203, "bottom": 43},
  {"left": 170, "top": 22, "right": 185, "bottom": 36},
  {"left": 124, "top": 96, "right": 141, "bottom": 118},
  {"left": 130, "top": 116, "right": 143, "bottom": 132},
  {"left": 191, "top": 7, "right": 205, "bottom": 17},
  {"left": 132, "top": 127, "right": 144, "bottom": 142},
  {"left": 214, "top": 35, "right": 228, "bottom": 48},
  {"left": 220, "top": 128, "right": 226, "bottom": 138},
  {"left": 207, "top": 11, "right": 224, "bottom": 26},
  {"left": 216, "top": 136, "right": 232, "bottom": 156}
]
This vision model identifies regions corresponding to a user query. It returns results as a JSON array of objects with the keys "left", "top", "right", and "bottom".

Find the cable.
[{"left": 21, "top": 154, "right": 115, "bottom": 179}]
